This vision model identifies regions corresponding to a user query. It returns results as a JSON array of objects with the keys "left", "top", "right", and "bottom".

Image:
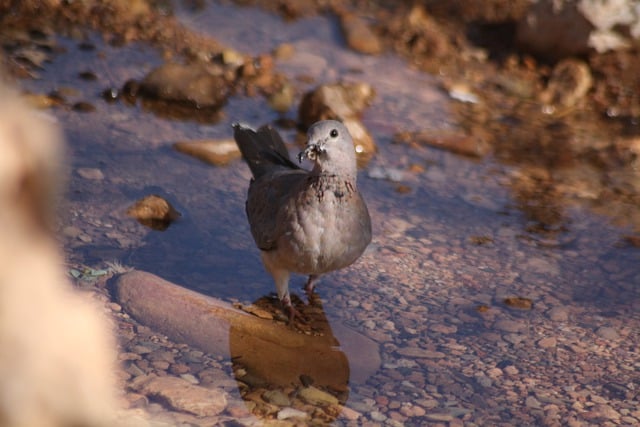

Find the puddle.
[{"left": 13, "top": 1, "right": 640, "bottom": 424}]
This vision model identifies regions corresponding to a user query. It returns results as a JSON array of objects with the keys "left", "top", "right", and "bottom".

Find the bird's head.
[{"left": 298, "top": 120, "right": 356, "bottom": 176}]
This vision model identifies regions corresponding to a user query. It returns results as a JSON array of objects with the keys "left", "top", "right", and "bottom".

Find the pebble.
[
  {"left": 339, "top": 406, "right": 362, "bottom": 421},
  {"left": 370, "top": 410, "right": 387, "bottom": 422},
  {"left": 595, "top": 326, "right": 619, "bottom": 340},
  {"left": 277, "top": 407, "right": 307, "bottom": 420},
  {"left": 425, "top": 412, "right": 454, "bottom": 422},
  {"left": 538, "top": 337, "right": 557, "bottom": 348},
  {"left": 547, "top": 306, "right": 569, "bottom": 322},
  {"left": 494, "top": 319, "right": 527, "bottom": 333},
  {"left": 526, "top": 396, "right": 542, "bottom": 409},
  {"left": 76, "top": 167, "right": 104, "bottom": 180},
  {"left": 135, "top": 376, "right": 227, "bottom": 417},
  {"left": 298, "top": 386, "right": 339, "bottom": 406},
  {"left": 263, "top": 390, "right": 290, "bottom": 406}
]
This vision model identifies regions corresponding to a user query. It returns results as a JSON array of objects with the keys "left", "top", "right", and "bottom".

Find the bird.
[{"left": 233, "top": 120, "right": 372, "bottom": 322}]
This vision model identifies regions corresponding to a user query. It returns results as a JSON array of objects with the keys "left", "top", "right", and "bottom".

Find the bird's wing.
[{"left": 246, "top": 169, "right": 308, "bottom": 251}]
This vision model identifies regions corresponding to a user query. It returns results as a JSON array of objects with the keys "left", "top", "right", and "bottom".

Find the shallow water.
[{"left": 20, "top": 1, "right": 640, "bottom": 424}]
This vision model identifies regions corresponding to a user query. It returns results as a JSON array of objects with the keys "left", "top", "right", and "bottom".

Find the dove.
[{"left": 233, "top": 120, "right": 372, "bottom": 321}]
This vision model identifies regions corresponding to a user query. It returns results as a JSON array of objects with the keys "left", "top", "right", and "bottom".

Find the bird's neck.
[{"left": 311, "top": 163, "right": 357, "bottom": 182}]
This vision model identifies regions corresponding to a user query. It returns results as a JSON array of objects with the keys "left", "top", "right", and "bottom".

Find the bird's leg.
[
  {"left": 304, "top": 274, "right": 320, "bottom": 295},
  {"left": 264, "top": 260, "right": 306, "bottom": 324},
  {"left": 281, "top": 293, "right": 306, "bottom": 324}
]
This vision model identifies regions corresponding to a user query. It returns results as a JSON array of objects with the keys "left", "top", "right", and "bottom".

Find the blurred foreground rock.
[
  {"left": 0, "top": 82, "right": 126, "bottom": 426},
  {"left": 113, "top": 270, "right": 380, "bottom": 389}
]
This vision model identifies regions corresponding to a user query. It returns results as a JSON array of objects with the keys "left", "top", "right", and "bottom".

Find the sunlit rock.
[
  {"left": 337, "top": 10, "right": 383, "bottom": 55},
  {"left": 126, "top": 194, "right": 181, "bottom": 231},
  {"left": 139, "top": 62, "right": 228, "bottom": 109},
  {"left": 173, "top": 138, "right": 241, "bottom": 166}
]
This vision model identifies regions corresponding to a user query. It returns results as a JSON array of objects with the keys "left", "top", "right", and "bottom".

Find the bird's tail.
[{"left": 232, "top": 123, "right": 300, "bottom": 179}]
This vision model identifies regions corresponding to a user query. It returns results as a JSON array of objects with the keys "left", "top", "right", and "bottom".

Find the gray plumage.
[{"left": 233, "top": 120, "right": 372, "bottom": 320}]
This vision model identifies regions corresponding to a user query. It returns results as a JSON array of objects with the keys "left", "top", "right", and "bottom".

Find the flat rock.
[
  {"left": 135, "top": 375, "right": 227, "bottom": 417},
  {"left": 112, "top": 270, "right": 380, "bottom": 388}
]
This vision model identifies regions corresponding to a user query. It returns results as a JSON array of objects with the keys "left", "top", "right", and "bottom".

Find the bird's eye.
[{"left": 330, "top": 129, "right": 339, "bottom": 138}]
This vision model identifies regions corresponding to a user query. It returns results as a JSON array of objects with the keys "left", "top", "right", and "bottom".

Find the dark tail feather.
[{"left": 232, "top": 123, "right": 300, "bottom": 178}]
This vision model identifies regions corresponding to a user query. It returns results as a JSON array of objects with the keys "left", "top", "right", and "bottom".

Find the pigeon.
[{"left": 233, "top": 120, "right": 372, "bottom": 321}]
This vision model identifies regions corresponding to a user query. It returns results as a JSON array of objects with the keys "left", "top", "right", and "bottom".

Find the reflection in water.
[
  {"left": 230, "top": 293, "right": 350, "bottom": 421},
  {"left": 113, "top": 271, "right": 380, "bottom": 422}
]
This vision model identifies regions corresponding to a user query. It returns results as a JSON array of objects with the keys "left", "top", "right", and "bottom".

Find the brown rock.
[
  {"left": 173, "top": 138, "right": 241, "bottom": 166},
  {"left": 134, "top": 375, "right": 227, "bottom": 416},
  {"left": 298, "top": 82, "right": 375, "bottom": 127},
  {"left": 112, "top": 271, "right": 380, "bottom": 388},
  {"left": 339, "top": 12, "right": 383, "bottom": 55},
  {"left": 394, "top": 130, "right": 490, "bottom": 158},
  {"left": 539, "top": 59, "right": 593, "bottom": 108},
  {"left": 298, "top": 83, "right": 376, "bottom": 165},
  {"left": 126, "top": 195, "right": 181, "bottom": 231},
  {"left": 516, "top": 0, "right": 593, "bottom": 60},
  {"left": 139, "top": 62, "right": 228, "bottom": 109}
]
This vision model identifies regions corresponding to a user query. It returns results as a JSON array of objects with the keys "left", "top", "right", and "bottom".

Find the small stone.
[
  {"left": 487, "top": 367, "right": 503, "bottom": 379},
  {"left": 263, "top": 389, "right": 291, "bottom": 406},
  {"left": 139, "top": 62, "right": 228, "bottom": 109},
  {"left": 538, "top": 337, "right": 557, "bottom": 348},
  {"left": 299, "top": 386, "right": 339, "bottom": 406},
  {"left": 339, "top": 406, "right": 362, "bottom": 421},
  {"left": 475, "top": 373, "right": 492, "bottom": 387},
  {"left": 277, "top": 407, "right": 308, "bottom": 420},
  {"left": 136, "top": 375, "right": 227, "bottom": 416},
  {"left": 126, "top": 194, "right": 181, "bottom": 231},
  {"left": 526, "top": 396, "right": 542, "bottom": 409},
  {"left": 132, "top": 345, "right": 153, "bottom": 355},
  {"left": 370, "top": 410, "right": 387, "bottom": 422},
  {"left": 547, "top": 307, "right": 569, "bottom": 322},
  {"left": 169, "top": 363, "right": 190, "bottom": 375},
  {"left": 151, "top": 360, "right": 170, "bottom": 371},
  {"left": 77, "top": 167, "right": 104, "bottom": 180},
  {"left": 494, "top": 319, "right": 527, "bottom": 333},
  {"left": 173, "top": 138, "right": 241, "bottom": 167},
  {"left": 339, "top": 12, "right": 383, "bottom": 55},
  {"left": 62, "top": 225, "right": 82, "bottom": 238},
  {"left": 595, "top": 326, "right": 619, "bottom": 340},
  {"left": 504, "top": 365, "right": 519, "bottom": 376},
  {"left": 425, "top": 413, "right": 453, "bottom": 422}
]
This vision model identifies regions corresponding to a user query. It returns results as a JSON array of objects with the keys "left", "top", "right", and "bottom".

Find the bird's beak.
[{"left": 297, "top": 141, "right": 326, "bottom": 163}]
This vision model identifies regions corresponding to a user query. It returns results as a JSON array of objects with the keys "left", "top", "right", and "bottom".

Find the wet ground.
[{"left": 3, "top": 0, "right": 639, "bottom": 425}]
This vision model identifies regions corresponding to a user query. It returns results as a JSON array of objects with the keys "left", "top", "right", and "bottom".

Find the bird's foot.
[{"left": 281, "top": 295, "right": 307, "bottom": 325}]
